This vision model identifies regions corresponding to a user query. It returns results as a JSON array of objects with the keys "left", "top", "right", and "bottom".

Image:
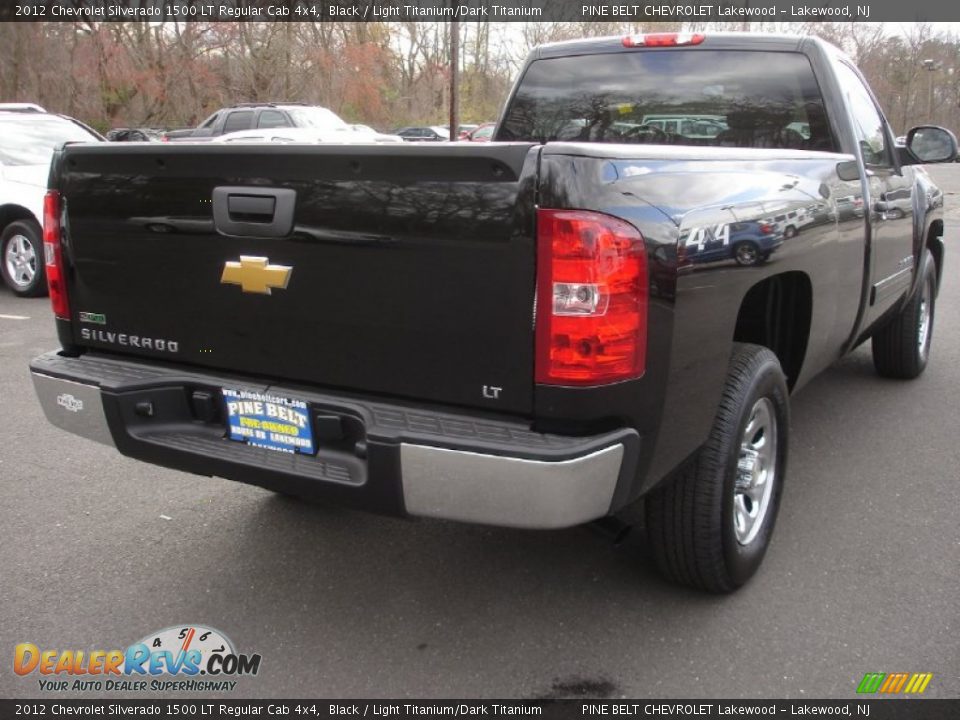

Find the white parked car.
[
  {"left": 213, "top": 126, "right": 403, "bottom": 145},
  {"left": 348, "top": 123, "right": 378, "bottom": 134},
  {"left": 0, "top": 106, "right": 103, "bottom": 296}
]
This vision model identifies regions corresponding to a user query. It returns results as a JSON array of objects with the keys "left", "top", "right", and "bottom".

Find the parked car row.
[
  {"left": 392, "top": 122, "right": 496, "bottom": 142},
  {"left": 98, "top": 104, "right": 495, "bottom": 145},
  {"left": 213, "top": 126, "right": 403, "bottom": 144},
  {"left": 105, "top": 127, "right": 164, "bottom": 142},
  {"left": 392, "top": 125, "right": 450, "bottom": 142},
  {"left": 102, "top": 105, "right": 411, "bottom": 145},
  {"left": 159, "top": 102, "right": 398, "bottom": 143}
]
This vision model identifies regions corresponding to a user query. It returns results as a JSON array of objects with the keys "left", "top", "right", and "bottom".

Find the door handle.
[{"left": 212, "top": 187, "right": 296, "bottom": 238}]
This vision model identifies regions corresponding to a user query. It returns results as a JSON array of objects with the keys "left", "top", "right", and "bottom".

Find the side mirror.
[
  {"left": 836, "top": 160, "right": 860, "bottom": 182},
  {"left": 906, "top": 125, "right": 958, "bottom": 163}
]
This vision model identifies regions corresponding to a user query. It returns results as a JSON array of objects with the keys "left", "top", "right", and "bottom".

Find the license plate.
[{"left": 222, "top": 388, "right": 315, "bottom": 455}]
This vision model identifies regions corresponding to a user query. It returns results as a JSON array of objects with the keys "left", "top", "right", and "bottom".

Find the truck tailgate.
[{"left": 56, "top": 143, "right": 539, "bottom": 414}]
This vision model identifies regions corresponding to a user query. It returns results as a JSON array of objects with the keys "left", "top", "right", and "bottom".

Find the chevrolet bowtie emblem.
[{"left": 220, "top": 256, "right": 292, "bottom": 295}]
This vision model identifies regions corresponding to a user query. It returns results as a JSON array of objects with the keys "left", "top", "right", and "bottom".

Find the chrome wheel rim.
[
  {"left": 4, "top": 234, "right": 37, "bottom": 289},
  {"left": 733, "top": 397, "right": 778, "bottom": 546},
  {"left": 917, "top": 278, "right": 931, "bottom": 361},
  {"left": 736, "top": 244, "right": 757, "bottom": 265}
]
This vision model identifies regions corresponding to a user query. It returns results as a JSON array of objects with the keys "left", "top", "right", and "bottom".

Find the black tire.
[
  {"left": 871, "top": 250, "right": 936, "bottom": 380},
  {"left": 783, "top": 225, "right": 797, "bottom": 239},
  {"left": 1, "top": 220, "right": 47, "bottom": 297},
  {"left": 646, "top": 343, "right": 789, "bottom": 592},
  {"left": 733, "top": 242, "right": 760, "bottom": 266}
]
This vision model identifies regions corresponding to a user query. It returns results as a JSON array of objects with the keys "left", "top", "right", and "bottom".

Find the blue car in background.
[{"left": 681, "top": 220, "right": 784, "bottom": 267}]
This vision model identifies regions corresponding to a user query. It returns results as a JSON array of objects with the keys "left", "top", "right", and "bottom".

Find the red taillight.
[
  {"left": 760, "top": 223, "right": 773, "bottom": 234},
  {"left": 622, "top": 33, "right": 705, "bottom": 48},
  {"left": 535, "top": 209, "right": 648, "bottom": 386},
  {"left": 43, "top": 190, "right": 70, "bottom": 319}
]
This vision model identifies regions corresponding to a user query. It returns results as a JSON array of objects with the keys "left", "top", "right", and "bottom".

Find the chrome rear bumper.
[{"left": 31, "top": 352, "right": 639, "bottom": 529}]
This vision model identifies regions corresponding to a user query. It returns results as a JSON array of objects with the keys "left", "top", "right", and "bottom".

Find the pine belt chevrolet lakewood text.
[{"left": 31, "top": 33, "right": 955, "bottom": 592}]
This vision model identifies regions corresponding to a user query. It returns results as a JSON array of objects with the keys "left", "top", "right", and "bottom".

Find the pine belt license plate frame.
[{"left": 222, "top": 388, "right": 316, "bottom": 455}]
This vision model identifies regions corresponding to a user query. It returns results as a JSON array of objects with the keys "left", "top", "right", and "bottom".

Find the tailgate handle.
[
  {"left": 228, "top": 194, "right": 275, "bottom": 218},
  {"left": 212, "top": 187, "right": 296, "bottom": 238}
]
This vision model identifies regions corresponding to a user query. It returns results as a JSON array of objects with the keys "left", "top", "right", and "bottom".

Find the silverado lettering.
[
  {"left": 31, "top": 32, "right": 954, "bottom": 592},
  {"left": 79, "top": 328, "right": 179, "bottom": 353}
]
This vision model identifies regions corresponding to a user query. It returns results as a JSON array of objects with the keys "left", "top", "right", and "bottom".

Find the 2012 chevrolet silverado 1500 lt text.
[{"left": 30, "top": 33, "right": 956, "bottom": 592}]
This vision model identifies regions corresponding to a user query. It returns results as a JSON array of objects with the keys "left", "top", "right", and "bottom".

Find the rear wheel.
[
  {"left": 645, "top": 343, "right": 789, "bottom": 592},
  {"left": 1, "top": 220, "right": 47, "bottom": 297},
  {"left": 733, "top": 242, "right": 759, "bottom": 266},
  {"left": 872, "top": 250, "right": 936, "bottom": 379}
]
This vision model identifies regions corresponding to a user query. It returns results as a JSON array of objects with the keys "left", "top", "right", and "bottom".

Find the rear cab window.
[{"left": 499, "top": 49, "right": 837, "bottom": 152}]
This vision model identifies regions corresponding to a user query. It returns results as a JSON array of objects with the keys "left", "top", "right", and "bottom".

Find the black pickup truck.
[{"left": 31, "top": 33, "right": 955, "bottom": 592}]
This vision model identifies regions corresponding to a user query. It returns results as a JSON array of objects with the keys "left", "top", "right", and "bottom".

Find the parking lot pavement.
[{"left": 2, "top": 166, "right": 959, "bottom": 700}]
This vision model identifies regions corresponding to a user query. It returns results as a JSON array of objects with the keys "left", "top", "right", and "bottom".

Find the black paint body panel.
[
  {"left": 57, "top": 143, "right": 539, "bottom": 415},
  {"left": 47, "top": 33, "right": 945, "bottom": 510}
]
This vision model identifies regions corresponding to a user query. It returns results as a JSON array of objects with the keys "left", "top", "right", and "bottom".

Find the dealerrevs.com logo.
[{"left": 14, "top": 625, "right": 261, "bottom": 693}]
